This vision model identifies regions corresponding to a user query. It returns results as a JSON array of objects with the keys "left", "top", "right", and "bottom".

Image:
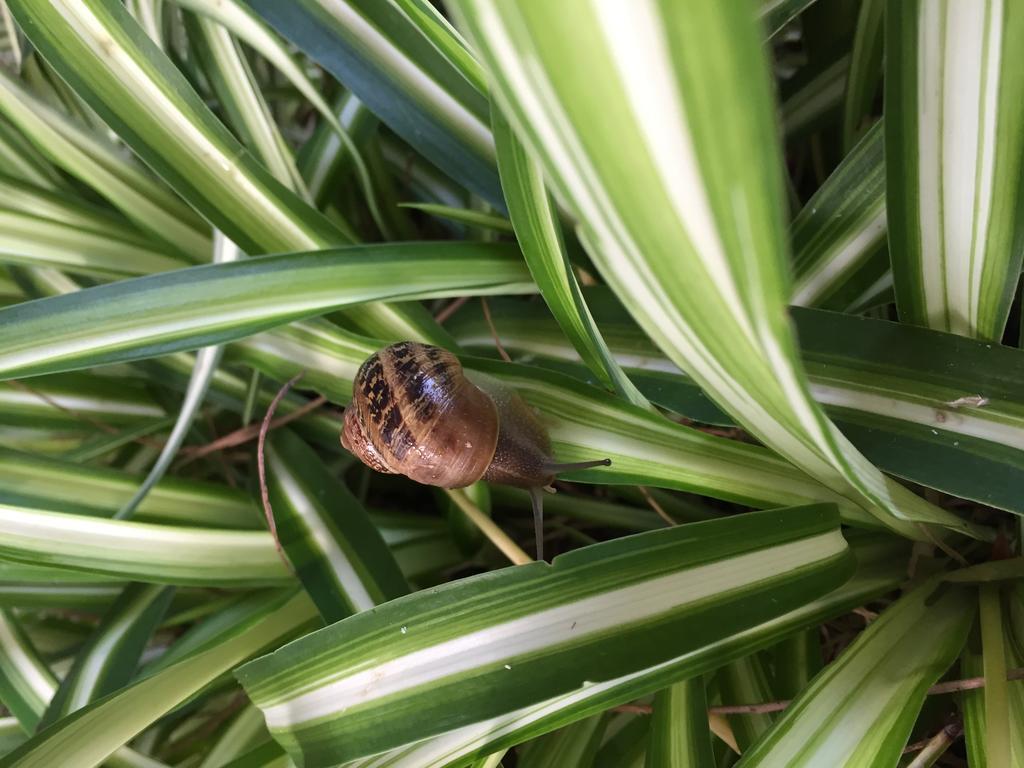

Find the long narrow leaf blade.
[
  {"left": 238, "top": 504, "right": 852, "bottom": 766},
  {"left": 886, "top": 0, "right": 1024, "bottom": 340},
  {"left": 737, "top": 579, "right": 973, "bottom": 767},
  {"left": 265, "top": 428, "right": 408, "bottom": 623},
  {"left": 449, "top": 294, "right": 1024, "bottom": 517},
  {"left": 0, "top": 503, "right": 291, "bottom": 586},
  {"left": 491, "top": 104, "right": 646, "bottom": 407},
  {"left": 0, "top": 447, "right": 257, "bottom": 528},
  {"left": 289, "top": 531, "right": 906, "bottom": 768},
  {"left": 790, "top": 122, "right": 888, "bottom": 311},
  {"left": 231, "top": 321, "right": 900, "bottom": 533},
  {"left": 7, "top": 0, "right": 337, "bottom": 256},
  {"left": 0, "top": 242, "right": 531, "bottom": 381},
  {"left": 645, "top": 679, "right": 714, "bottom": 768},
  {"left": 0, "top": 591, "right": 316, "bottom": 768},
  {"left": 245, "top": 0, "right": 499, "bottom": 204},
  {"left": 38, "top": 583, "right": 173, "bottom": 727},
  {"left": 451, "top": 0, "right": 966, "bottom": 538}
]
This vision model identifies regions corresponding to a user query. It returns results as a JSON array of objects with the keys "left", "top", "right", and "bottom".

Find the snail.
[{"left": 341, "top": 341, "right": 611, "bottom": 560}]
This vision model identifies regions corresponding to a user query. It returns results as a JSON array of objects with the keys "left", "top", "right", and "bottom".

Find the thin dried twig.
[
  {"left": 179, "top": 394, "right": 327, "bottom": 465},
  {"left": 711, "top": 700, "right": 792, "bottom": 715},
  {"left": 204, "top": 412, "right": 236, "bottom": 489},
  {"left": 257, "top": 373, "right": 305, "bottom": 571},
  {"left": 434, "top": 295, "right": 470, "bottom": 324},
  {"left": 636, "top": 485, "right": 677, "bottom": 526},
  {"left": 481, "top": 297, "right": 512, "bottom": 363},
  {"left": 928, "top": 666, "right": 1024, "bottom": 695}
]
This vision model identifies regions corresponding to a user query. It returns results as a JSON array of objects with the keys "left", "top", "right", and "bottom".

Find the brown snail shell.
[{"left": 342, "top": 341, "right": 610, "bottom": 559}]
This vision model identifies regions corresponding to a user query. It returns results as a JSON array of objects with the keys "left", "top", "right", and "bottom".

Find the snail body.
[{"left": 342, "top": 341, "right": 610, "bottom": 559}]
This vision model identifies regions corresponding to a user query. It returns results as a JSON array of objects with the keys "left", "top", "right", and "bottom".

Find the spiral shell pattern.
[{"left": 341, "top": 342, "right": 500, "bottom": 488}]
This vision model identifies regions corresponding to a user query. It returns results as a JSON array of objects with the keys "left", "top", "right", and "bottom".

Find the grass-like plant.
[{"left": 0, "top": 0, "right": 1022, "bottom": 766}]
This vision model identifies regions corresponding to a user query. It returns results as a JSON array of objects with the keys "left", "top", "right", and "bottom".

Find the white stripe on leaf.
[
  {"left": 260, "top": 530, "right": 846, "bottom": 727},
  {"left": 318, "top": 0, "right": 494, "bottom": 160},
  {"left": 271, "top": 447, "right": 377, "bottom": 612},
  {"left": 50, "top": 0, "right": 319, "bottom": 249}
]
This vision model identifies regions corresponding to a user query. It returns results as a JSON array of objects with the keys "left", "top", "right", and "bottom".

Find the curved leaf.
[
  {"left": 0, "top": 242, "right": 531, "bottom": 381},
  {"left": 238, "top": 504, "right": 852, "bottom": 766},
  {"left": 450, "top": 0, "right": 970, "bottom": 540},
  {"left": 0, "top": 503, "right": 291, "bottom": 586},
  {"left": 886, "top": 0, "right": 1024, "bottom": 340},
  {"left": 737, "top": 579, "right": 973, "bottom": 767},
  {"left": 245, "top": 0, "right": 499, "bottom": 204}
]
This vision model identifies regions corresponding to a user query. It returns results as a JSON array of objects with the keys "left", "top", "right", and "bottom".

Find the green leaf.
[
  {"left": 645, "top": 679, "right": 714, "bottom": 768},
  {"left": 38, "top": 583, "right": 173, "bottom": 728},
  {"left": 0, "top": 717, "right": 27, "bottom": 755},
  {"left": 231, "top": 320, "right": 904, "bottom": 533},
  {"left": 0, "top": 582, "right": 124, "bottom": 610},
  {"left": 0, "top": 69, "right": 209, "bottom": 260},
  {"left": 298, "top": 91, "right": 377, "bottom": 208},
  {"left": 963, "top": 595, "right": 1024, "bottom": 767},
  {"left": 0, "top": 372, "right": 166, "bottom": 429},
  {"left": 791, "top": 121, "right": 889, "bottom": 312},
  {"left": 238, "top": 504, "right": 852, "bottom": 766},
  {"left": 0, "top": 591, "right": 317, "bottom": 768},
  {"left": 282, "top": 530, "right": 905, "bottom": 768},
  {"left": 398, "top": 202, "right": 513, "bottom": 233},
  {"left": 389, "top": 0, "right": 488, "bottom": 95},
  {"left": 491, "top": 104, "right": 646, "bottom": 407},
  {"left": 0, "top": 1, "right": 25, "bottom": 71},
  {"left": 719, "top": 655, "right": 776, "bottom": 751},
  {"left": 885, "top": 0, "right": 1024, "bottom": 340},
  {"left": 593, "top": 713, "right": 647, "bottom": 768},
  {"left": 0, "top": 610, "right": 51, "bottom": 730},
  {"left": 197, "top": 704, "right": 270, "bottom": 768},
  {"left": 980, "top": 584, "right": 1012, "bottom": 767},
  {"left": 0, "top": 502, "right": 291, "bottom": 586},
  {"left": 518, "top": 715, "right": 606, "bottom": 768},
  {"left": 217, "top": 742, "right": 289, "bottom": 768},
  {"left": 114, "top": 233, "right": 239, "bottom": 520},
  {"left": 961, "top": 629, "right": 989, "bottom": 768},
  {"left": 0, "top": 446, "right": 256, "bottom": 528},
  {"left": 450, "top": 0, "right": 967, "bottom": 539},
  {"left": 842, "top": 0, "right": 883, "bottom": 151},
  {"left": 449, "top": 293, "right": 1024, "bottom": 518},
  {"left": 0, "top": 609, "right": 169, "bottom": 767},
  {"left": 770, "top": 629, "right": 823, "bottom": 700},
  {"left": 736, "top": 579, "right": 973, "bottom": 767},
  {"left": 6, "top": 0, "right": 334, "bottom": 256},
  {"left": 184, "top": 11, "right": 308, "bottom": 198},
  {"left": 0, "top": 117, "right": 65, "bottom": 191},
  {"left": 264, "top": 428, "right": 408, "bottom": 623},
  {"left": 0, "top": 173, "right": 142, "bottom": 236},
  {"left": 0, "top": 242, "right": 531, "bottom": 381},
  {"left": 0, "top": 210, "right": 183, "bottom": 278},
  {"left": 245, "top": 0, "right": 499, "bottom": 204},
  {"left": 782, "top": 55, "right": 848, "bottom": 139}
]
